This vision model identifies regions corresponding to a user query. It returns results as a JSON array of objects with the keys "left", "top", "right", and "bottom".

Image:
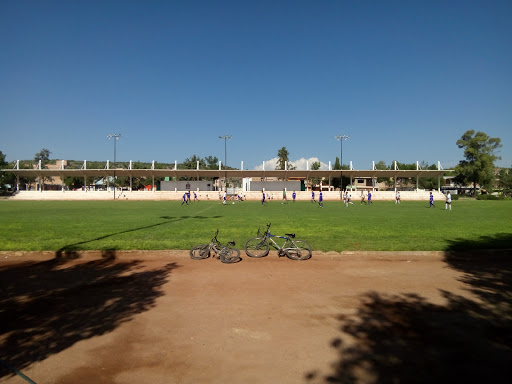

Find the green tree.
[
  {"left": 374, "top": 160, "right": 389, "bottom": 184},
  {"left": 34, "top": 148, "right": 53, "bottom": 188},
  {"left": 497, "top": 167, "right": 512, "bottom": 196},
  {"left": 276, "top": 147, "right": 293, "bottom": 170},
  {"left": 34, "top": 148, "right": 51, "bottom": 167},
  {"left": 182, "top": 154, "right": 206, "bottom": 169},
  {"left": 455, "top": 130, "right": 502, "bottom": 195},
  {"left": 310, "top": 161, "right": 322, "bottom": 187},
  {"left": 0, "top": 151, "right": 15, "bottom": 193},
  {"left": 204, "top": 155, "right": 219, "bottom": 170}
]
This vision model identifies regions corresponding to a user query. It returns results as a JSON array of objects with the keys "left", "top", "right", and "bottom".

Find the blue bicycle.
[{"left": 244, "top": 223, "right": 312, "bottom": 260}]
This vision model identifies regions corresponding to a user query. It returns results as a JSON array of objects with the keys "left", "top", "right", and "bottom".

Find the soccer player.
[
  {"left": 395, "top": 191, "right": 401, "bottom": 204},
  {"left": 445, "top": 192, "right": 452, "bottom": 210},
  {"left": 429, "top": 191, "right": 435, "bottom": 208},
  {"left": 193, "top": 192, "right": 199, "bottom": 202},
  {"left": 368, "top": 191, "right": 373, "bottom": 205},
  {"left": 181, "top": 193, "right": 188, "bottom": 206},
  {"left": 319, "top": 192, "right": 324, "bottom": 207},
  {"left": 292, "top": 191, "right": 296, "bottom": 202},
  {"left": 360, "top": 191, "right": 367, "bottom": 205},
  {"left": 311, "top": 191, "right": 316, "bottom": 203},
  {"left": 222, "top": 190, "right": 227, "bottom": 205},
  {"left": 345, "top": 193, "right": 353, "bottom": 207},
  {"left": 261, "top": 191, "right": 266, "bottom": 205},
  {"left": 187, "top": 191, "right": 191, "bottom": 203},
  {"left": 282, "top": 189, "right": 288, "bottom": 204}
]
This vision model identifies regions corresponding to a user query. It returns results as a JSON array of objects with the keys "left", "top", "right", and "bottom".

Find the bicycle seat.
[
  {"left": 228, "top": 241, "right": 236, "bottom": 246},
  {"left": 285, "top": 233, "right": 296, "bottom": 238}
]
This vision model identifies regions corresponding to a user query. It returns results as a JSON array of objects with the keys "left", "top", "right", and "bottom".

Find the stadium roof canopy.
[{"left": 2, "top": 164, "right": 450, "bottom": 180}]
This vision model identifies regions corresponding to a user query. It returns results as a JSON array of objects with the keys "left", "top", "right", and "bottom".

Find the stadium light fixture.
[
  {"left": 107, "top": 133, "right": 121, "bottom": 199},
  {"left": 335, "top": 135, "right": 349, "bottom": 191}
]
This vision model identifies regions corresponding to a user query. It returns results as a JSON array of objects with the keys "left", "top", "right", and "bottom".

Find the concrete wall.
[
  {"left": 9, "top": 190, "right": 447, "bottom": 201},
  {"left": 248, "top": 180, "right": 301, "bottom": 192},
  {"left": 160, "top": 180, "right": 214, "bottom": 191}
]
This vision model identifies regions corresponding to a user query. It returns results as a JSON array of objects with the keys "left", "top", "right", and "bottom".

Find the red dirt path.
[{"left": 1, "top": 251, "right": 509, "bottom": 384}]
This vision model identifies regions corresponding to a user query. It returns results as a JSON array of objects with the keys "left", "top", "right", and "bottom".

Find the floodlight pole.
[
  {"left": 219, "top": 135, "right": 232, "bottom": 169},
  {"left": 335, "top": 135, "right": 349, "bottom": 193},
  {"left": 219, "top": 135, "right": 232, "bottom": 191},
  {"left": 107, "top": 133, "right": 121, "bottom": 200}
]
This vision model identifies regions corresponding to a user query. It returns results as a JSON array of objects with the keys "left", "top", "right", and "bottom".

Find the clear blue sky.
[{"left": 1, "top": 0, "right": 511, "bottom": 170}]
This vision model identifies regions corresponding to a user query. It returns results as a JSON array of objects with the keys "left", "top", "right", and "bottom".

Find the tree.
[
  {"left": 310, "top": 161, "right": 322, "bottom": 187},
  {"left": 0, "top": 151, "right": 15, "bottom": 193},
  {"left": 455, "top": 130, "right": 502, "bottom": 195},
  {"left": 276, "top": 147, "right": 290, "bottom": 170},
  {"left": 34, "top": 148, "right": 53, "bottom": 188},
  {"left": 332, "top": 156, "right": 350, "bottom": 190},
  {"left": 497, "top": 167, "right": 512, "bottom": 196},
  {"left": 34, "top": 148, "right": 51, "bottom": 167},
  {"left": 182, "top": 154, "right": 205, "bottom": 169},
  {"left": 204, "top": 155, "right": 219, "bottom": 170}
]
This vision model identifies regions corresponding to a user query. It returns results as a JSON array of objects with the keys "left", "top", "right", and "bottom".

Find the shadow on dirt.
[
  {"left": 305, "top": 234, "right": 512, "bottom": 383},
  {"left": 0, "top": 253, "right": 179, "bottom": 379}
]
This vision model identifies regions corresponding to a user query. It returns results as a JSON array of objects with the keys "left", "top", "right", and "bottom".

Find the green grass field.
[{"left": 0, "top": 199, "right": 511, "bottom": 252}]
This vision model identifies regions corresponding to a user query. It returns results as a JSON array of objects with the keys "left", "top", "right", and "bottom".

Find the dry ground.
[{"left": 1, "top": 250, "right": 510, "bottom": 384}]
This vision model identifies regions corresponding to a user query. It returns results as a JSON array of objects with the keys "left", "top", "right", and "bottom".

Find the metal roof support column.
[
  {"left": 128, "top": 160, "right": 132, "bottom": 192},
  {"left": 15, "top": 160, "right": 20, "bottom": 191},
  {"left": 37, "top": 160, "right": 43, "bottom": 193},
  {"left": 394, "top": 161, "right": 397, "bottom": 193},
  {"left": 372, "top": 161, "right": 376, "bottom": 192},
  {"left": 438, "top": 161, "right": 442, "bottom": 192},
  {"left": 416, "top": 161, "right": 419, "bottom": 192}
]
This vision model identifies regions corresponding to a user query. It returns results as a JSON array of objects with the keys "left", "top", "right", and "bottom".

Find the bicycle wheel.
[
  {"left": 285, "top": 240, "right": 312, "bottom": 260},
  {"left": 220, "top": 247, "right": 241, "bottom": 264},
  {"left": 244, "top": 237, "right": 270, "bottom": 257},
  {"left": 190, "top": 244, "right": 210, "bottom": 259}
]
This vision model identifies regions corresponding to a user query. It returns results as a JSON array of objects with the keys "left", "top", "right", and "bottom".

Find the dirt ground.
[{"left": 1, "top": 250, "right": 510, "bottom": 384}]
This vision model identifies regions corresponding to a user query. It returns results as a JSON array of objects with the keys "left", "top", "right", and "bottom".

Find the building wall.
[
  {"left": 160, "top": 180, "right": 214, "bottom": 191},
  {"left": 248, "top": 180, "right": 301, "bottom": 192}
]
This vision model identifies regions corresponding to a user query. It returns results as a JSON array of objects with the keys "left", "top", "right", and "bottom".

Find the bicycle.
[
  {"left": 244, "top": 223, "right": 312, "bottom": 260},
  {"left": 190, "top": 229, "right": 241, "bottom": 264}
]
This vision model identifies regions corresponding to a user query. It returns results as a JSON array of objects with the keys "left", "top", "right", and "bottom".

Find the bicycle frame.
[{"left": 262, "top": 225, "right": 295, "bottom": 252}]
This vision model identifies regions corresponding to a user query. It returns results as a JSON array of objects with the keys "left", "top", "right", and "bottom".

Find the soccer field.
[{"left": 0, "top": 199, "right": 510, "bottom": 252}]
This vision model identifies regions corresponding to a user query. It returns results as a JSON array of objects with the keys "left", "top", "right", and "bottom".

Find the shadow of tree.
[
  {"left": 306, "top": 234, "right": 512, "bottom": 384},
  {"left": 0, "top": 256, "right": 179, "bottom": 379}
]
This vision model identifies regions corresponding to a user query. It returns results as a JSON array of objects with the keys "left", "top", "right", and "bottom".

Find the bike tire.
[
  {"left": 285, "top": 240, "right": 312, "bottom": 260},
  {"left": 190, "top": 244, "right": 210, "bottom": 260},
  {"left": 220, "top": 247, "right": 241, "bottom": 264},
  {"left": 244, "top": 237, "right": 270, "bottom": 257}
]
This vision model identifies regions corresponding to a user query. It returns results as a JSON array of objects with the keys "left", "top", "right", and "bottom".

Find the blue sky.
[{"left": 1, "top": 0, "right": 511, "bottom": 170}]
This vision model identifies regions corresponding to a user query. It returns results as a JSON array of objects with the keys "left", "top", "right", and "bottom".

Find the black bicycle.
[
  {"left": 190, "top": 229, "right": 241, "bottom": 264},
  {"left": 244, "top": 223, "right": 312, "bottom": 260}
]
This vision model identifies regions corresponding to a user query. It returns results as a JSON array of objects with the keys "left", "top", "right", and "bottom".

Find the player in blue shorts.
[
  {"left": 319, "top": 192, "right": 323, "bottom": 207},
  {"left": 261, "top": 191, "right": 266, "bottom": 205},
  {"left": 292, "top": 191, "right": 296, "bottom": 202},
  {"left": 311, "top": 191, "right": 316, "bottom": 203},
  {"left": 368, "top": 191, "right": 373, "bottom": 205},
  {"left": 181, "top": 193, "right": 188, "bottom": 206},
  {"left": 429, "top": 191, "right": 435, "bottom": 208}
]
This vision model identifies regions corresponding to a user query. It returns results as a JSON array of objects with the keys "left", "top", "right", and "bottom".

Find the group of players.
[{"left": 182, "top": 188, "right": 453, "bottom": 210}]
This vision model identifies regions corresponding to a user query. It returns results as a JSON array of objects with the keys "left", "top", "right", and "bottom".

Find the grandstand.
[{"left": 2, "top": 159, "right": 450, "bottom": 201}]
